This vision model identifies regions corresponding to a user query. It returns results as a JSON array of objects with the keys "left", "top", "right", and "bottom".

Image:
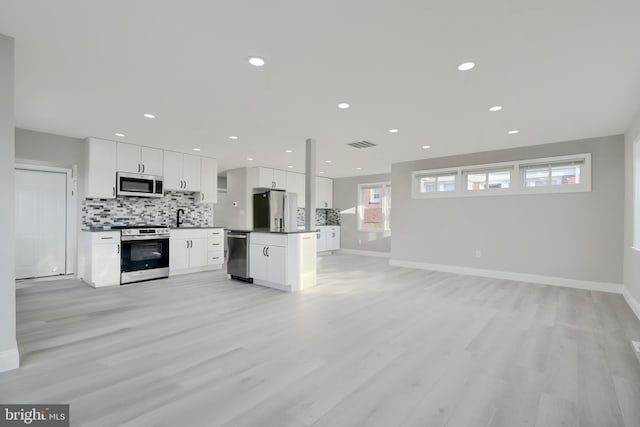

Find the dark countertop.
[
  {"left": 170, "top": 226, "right": 223, "bottom": 230},
  {"left": 226, "top": 229, "right": 318, "bottom": 234},
  {"left": 82, "top": 226, "right": 223, "bottom": 232}
]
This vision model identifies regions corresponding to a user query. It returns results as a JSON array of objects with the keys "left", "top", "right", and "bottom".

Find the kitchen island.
[{"left": 248, "top": 231, "right": 317, "bottom": 292}]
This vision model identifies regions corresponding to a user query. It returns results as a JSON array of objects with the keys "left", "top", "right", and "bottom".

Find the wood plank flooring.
[{"left": 2, "top": 254, "right": 640, "bottom": 427}]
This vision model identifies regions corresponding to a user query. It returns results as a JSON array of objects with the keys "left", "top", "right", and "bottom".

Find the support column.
[
  {"left": 305, "top": 138, "right": 317, "bottom": 231},
  {"left": 0, "top": 33, "right": 18, "bottom": 372}
]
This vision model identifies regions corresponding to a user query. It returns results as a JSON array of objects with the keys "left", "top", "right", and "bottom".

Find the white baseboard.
[
  {"left": 338, "top": 249, "right": 391, "bottom": 258},
  {"left": 388, "top": 259, "right": 623, "bottom": 294},
  {"left": 0, "top": 347, "right": 19, "bottom": 373},
  {"left": 623, "top": 287, "right": 640, "bottom": 321}
]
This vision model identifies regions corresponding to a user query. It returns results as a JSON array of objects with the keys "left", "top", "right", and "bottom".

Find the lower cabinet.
[
  {"left": 170, "top": 228, "right": 224, "bottom": 275},
  {"left": 316, "top": 226, "right": 340, "bottom": 252},
  {"left": 249, "top": 232, "right": 316, "bottom": 291},
  {"left": 80, "top": 231, "right": 121, "bottom": 287}
]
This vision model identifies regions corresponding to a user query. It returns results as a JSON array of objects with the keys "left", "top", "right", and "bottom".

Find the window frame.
[
  {"left": 357, "top": 181, "right": 391, "bottom": 232},
  {"left": 411, "top": 153, "right": 591, "bottom": 199}
]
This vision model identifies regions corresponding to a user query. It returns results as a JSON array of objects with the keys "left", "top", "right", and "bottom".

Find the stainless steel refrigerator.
[{"left": 253, "top": 190, "right": 298, "bottom": 232}]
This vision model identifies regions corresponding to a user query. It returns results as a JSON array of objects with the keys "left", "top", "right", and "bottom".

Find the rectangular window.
[
  {"left": 522, "top": 160, "right": 583, "bottom": 188},
  {"left": 464, "top": 168, "right": 512, "bottom": 191},
  {"left": 416, "top": 172, "right": 457, "bottom": 194},
  {"left": 358, "top": 182, "right": 391, "bottom": 231},
  {"left": 412, "top": 153, "right": 590, "bottom": 199}
]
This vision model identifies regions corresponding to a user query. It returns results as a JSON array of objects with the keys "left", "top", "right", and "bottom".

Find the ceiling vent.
[{"left": 347, "top": 140, "right": 377, "bottom": 149}]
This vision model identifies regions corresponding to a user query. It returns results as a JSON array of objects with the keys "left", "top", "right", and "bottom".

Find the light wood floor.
[{"left": 2, "top": 254, "right": 640, "bottom": 427}]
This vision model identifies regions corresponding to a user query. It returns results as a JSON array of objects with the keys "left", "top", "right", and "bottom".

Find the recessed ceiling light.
[
  {"left": 285, "top": 149, "right": 293, "bottom": 153},
  {"left": 143, "top": 113, "right": 156, "bottom": 119},
  {"left": 229, "top": 135, "right": 239, "bottom": 140},
  {"left": 422, "top": 145, "right": 431, "bottom": 149},
  {"left": 247, "top": 157, "right": 254, "bottom": 161},
  {"left": 325, "top": 160, "right": 332, "bottom": 163},
  {"left": 248, "top": 56, "right": 265, "bottom": 67},
  {"left": 319, "top": 171, "right": 325, "bottom": 174},
  {"left": 389, "top": 129, "right": 399, "bottom": 133},
  {"left": 337, "top": 103, "right": 350, "bottom": 109},
  {"left": 287, "top": 165, "right": 293, "bottom": 169},
  {"left": 193, "top": 148, "right": 201, "bottom": 152},
  {"left": 508, "top": 130, "right": 519, "bottom": 135},
  {"left": 114, "top": 133, "right": 125, "bottom": 137},
  {"left": 356, "top": 167, "right": 362, "bottom": 170},
  {"left": 489, "top": 106, "right": 503, "bottom": 112},
  {"left": 457, "top": 62, "right": 475, "bottom": 71}
]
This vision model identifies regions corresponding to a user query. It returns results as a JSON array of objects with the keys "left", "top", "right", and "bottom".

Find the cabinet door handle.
[
  {"left": 113, "top": 186, "right": 116, "bottom": 197},
  {"left": 201, "top": 193, "right": 205, "bottom": 201},
  {"left": 266, "top": 246, "right": 269, "bottom": 257},
  {"left": 117, "top": 244, "right": 120, "bottom": 254},
  {"left": 142, "top": 164, "right": 145, "bottom": 173}
]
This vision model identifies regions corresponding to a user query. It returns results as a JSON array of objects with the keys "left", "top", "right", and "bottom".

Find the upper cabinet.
[
  {"left": 250, "top": 167, "right": 287, "bottom": 190},
  {"left": 286, "top": 172, "right": 305, "bottom": 208},
  {"left": 197, "top": 157, "right": 218, "bottom": 204},
  {"left": 85, "top": 138, "right": 117, "bottom": 199},
  {"left": 116, "top": 143, "right": 164, "bottom": 176},
  {"left": 316, "top": 176, "right": 333, "bottom": 208},
  {"left": 163, "top": 151, "right": 201, "bottom": 192}
]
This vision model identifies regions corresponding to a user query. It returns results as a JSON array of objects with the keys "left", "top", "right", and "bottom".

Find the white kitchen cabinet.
[
  {"left": 163, "top": 151, "right": 183, "bottom": 190},
  {"left": 316, "top": 226, "right": 340, "bottom": 252},
  {"left": 249, "top": 232, "right": 317, "bottom": 291},
  {"left": 316, "top": 176, "right": 333, "bottom": 208},
  {"left": 197, "top": 157, "right": 218, "bottom": 204},
  {"left": 182, "top": 154, "right": 201, "bottom": 192},
  {"left": 251, "top": 167, "right": 287, "bottom": 190},
  {"left": 286, "top": 172, "right": 305, "bottom": 208},
  {"left": 85, "top": 138, "right": 117, "bottom": 199},
  {"left": 163, "top": 151, "right": 202, "bottom": 192},
  {"left": 117, "top": 143, "right": 164, "bottom": 176},
  {"left": 80, "top": 231, "right": 121, "bottom": 287},
  {"left": 169, "top": 238, "right": 190, "bottom": 270},
  {"left": 170, "top": 228, "right": 224, "bottom": 274}
]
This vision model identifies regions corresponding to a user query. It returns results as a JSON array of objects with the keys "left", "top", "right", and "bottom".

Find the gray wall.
[
  {"left": 333, "top": 173, "right": 392, "bottom": 253},
  {"left": 391, "top": 135, "right": 624, "bottom": 284},
  {"left": 0, "top": 34, "right": 17, "bottom": 371},
  {"left": 624, "top": 109, "right": 640, "bottom": 303}
]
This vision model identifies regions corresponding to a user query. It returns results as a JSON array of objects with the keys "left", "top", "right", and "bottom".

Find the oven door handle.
[{"left": 121, "top": 235, "right": 170, "bottom": 241}]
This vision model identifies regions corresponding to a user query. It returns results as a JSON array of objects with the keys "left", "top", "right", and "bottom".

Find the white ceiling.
[{"left": 1, "top": 0, "right": 640, "bottom": 178}]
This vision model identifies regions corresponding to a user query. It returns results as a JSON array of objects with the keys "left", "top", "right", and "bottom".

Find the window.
[
  {"left": 358, "top": 182, "right": 391, "bottom": 231},
  {"left": 464, "top": 168, "right": 512, "bottom": 191},
  {"left": 414, "top": 171, "right": 458, "bottom": 195},
  {"left": 522, "top": 160, "right": 583, "bottom": 188},
  {"left": 412, "top": 153, "right": 590, "bottom": 199}
]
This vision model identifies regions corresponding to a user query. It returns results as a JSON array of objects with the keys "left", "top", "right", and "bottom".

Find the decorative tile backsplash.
[
  {"left": 297, "top": 208, "right": 341, "bottom": 227},
  {"left": 82, "top": 191, "right": 213, "bottom": 228}
]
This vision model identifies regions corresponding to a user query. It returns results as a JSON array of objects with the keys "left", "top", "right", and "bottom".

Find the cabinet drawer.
[
  {"left": 207, "top": 238, "right": 224, "bottom": 250},
  {"left": 207, "top": 250, "right": 224, "bottom": 265},
  {"left": 207, "top": 228, "right": 224, "bottom": 237},
  {"left": 170, "top": 229, "right": 207, "bottom": 239},
  {"left": 250, "top": 232, "right": 287, "bottom": 247},
  {"left": 91, "top": 231, "right": 121, "bottom": 244}
]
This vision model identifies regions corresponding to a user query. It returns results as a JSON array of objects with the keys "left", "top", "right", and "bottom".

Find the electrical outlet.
[
  {"left": 475, "top": 250, "right": 482, "bottom": 258},
  {"left": 633, "top": 340, "right": 640, "bottom": 353}
]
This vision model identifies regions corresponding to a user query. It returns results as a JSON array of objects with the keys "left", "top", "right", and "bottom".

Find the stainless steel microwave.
[{"left": 116, "top": 172, "right": 164, "bottom": 198}]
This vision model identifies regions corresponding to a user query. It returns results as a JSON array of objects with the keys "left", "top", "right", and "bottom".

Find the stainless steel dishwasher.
[{"left": 227, "top": 231, "right": 252, "bottom": 282}]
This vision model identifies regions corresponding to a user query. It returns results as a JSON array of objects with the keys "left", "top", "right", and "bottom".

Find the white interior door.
[{"left": 15, "top": 169, "right": 67, "bottom": 279}]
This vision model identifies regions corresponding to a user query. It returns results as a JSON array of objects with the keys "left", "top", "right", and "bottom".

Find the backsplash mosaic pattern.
[
  {"left": 297, "top": 208, "right": 341, "bottom": 227},
  {"left": 83, "top": 191, "right": 213, "bottom": 229}
]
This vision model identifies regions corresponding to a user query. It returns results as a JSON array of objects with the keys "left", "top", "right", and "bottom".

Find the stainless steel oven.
[
  {"left": 117, "top": 172, "right": 164, "bottom": 198},
  {"left": 120, "top": 227, "right": 170, "bottom": 284}
]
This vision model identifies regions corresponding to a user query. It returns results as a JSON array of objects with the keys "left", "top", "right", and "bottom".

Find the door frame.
[{"left": 14, "top": 163, "right": 77, "bottom": 276}]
